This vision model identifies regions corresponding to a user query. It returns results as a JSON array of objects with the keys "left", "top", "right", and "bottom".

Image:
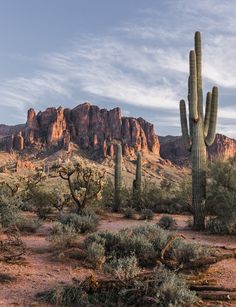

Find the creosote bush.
[
  {"left": 158, "top": 215, "right": 177, "bottom": 230},
  {"left": 84, "top": 224, "right": 212, "bottom": 269},
  {"left": 105, "top": 254, "right": 141, "bottom": 281},
  {"left": 40, "top": 266, "right": 198, "bottom": 307},
  {"left": 140, "top": 208, "right": 154, "bottom": 220},
  {"left": 48, "top": 223, "right": 78, "bottom": 249},
  {"left": 206, "top": 158, "right": 236, "bottom": 234},
  {"left": 122, "top": 207, "right": 136, "bottom": 219},
  {"left": 59, "top": 212, "right": 98, "bottom": 233},
  {"left": 86, "top": 242, "right": 106, "bottom": 269}
]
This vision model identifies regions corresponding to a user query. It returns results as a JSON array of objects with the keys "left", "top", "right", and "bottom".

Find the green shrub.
[
  {"left": 48, "top": 223, "right": 78, "bottom": 248},
  {"left": 15, "top": 216, "right": 41, "bottom": 233},
  {"left": 171, "top": 240, "right": 211, "bottom": 264},
  {"left": 105, "top": 254, "right": 141, "bottom": 281},
  {"left": 0, "top": 202, "right": 21, "bottom": 228},
  {"left": 85, "top": 224, "right": 211, "bottom": 269},
  {"left": 206, "top": 217, "right": 236, "bottom": 235},
  {"left": 59, "top": 212, "right": 98, "bottom": 233},
  {"left": 206, "top": 158, "right": 236, "bottom": 234},
  {"left": 40, "top": 285, "right": 89, "bottom": 306},
  {"left": 122, "top": 207, "right": 136, "bottom": 219},
  {"left": 140, "top": 208, "right": 154, "bottom": 220},
  {"left": 86, "top": 242, "right": 106, "bottom": 269},
  {"left": 40, "top": 266, "right": 197, "bottom": 307},
  {"left": 158, "top": 215, "right": 177, "bottom": 230}
]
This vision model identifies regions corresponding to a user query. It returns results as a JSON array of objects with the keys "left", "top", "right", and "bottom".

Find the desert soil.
[{"left": 0, "top": 213, "right": 235, "bottom": 307}]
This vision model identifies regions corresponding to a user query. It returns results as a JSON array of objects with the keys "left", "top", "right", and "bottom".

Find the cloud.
[{"left": 0, "top": 0, "right": 235, "bottom": 136}]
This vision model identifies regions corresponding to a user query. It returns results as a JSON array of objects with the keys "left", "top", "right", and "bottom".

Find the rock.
[
  {"left": 159, "top": 134, "right": 236, "bottom": 166},
  {"left": 1, "top": 102, "right": 160, "bottom": 158},
  {"left": 14, "top": 131, "right": 24, "bottom": 150}
]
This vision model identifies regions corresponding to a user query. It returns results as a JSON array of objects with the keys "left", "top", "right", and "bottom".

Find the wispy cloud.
[{"left": 0, "top": 0, "right": 235, "bottom": 136}]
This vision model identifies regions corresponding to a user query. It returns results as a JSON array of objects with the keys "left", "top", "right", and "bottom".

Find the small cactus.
[
  {"left": 133, "top": 152, "right": 142, "bottom": 196},
  {"left": 114, "top": 144, "right": 122, "bottom": 211}
]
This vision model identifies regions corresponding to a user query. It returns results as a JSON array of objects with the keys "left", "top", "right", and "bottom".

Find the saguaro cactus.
[
  {"left": 133, "top": 152, "right": 142, "bottom": 196},
  {"left": 179, "top": 32, "right": 218, "bottom": 230},
  {"left": 114, "top": 144, "right": 122, "bottom": 211}
]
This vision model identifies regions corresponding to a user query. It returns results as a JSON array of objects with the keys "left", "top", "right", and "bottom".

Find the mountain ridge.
[{"left": 0, "top": 102, "right": 235, "bottom": 166}]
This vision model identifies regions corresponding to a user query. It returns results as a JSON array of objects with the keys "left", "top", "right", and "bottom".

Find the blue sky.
[{"left": 0, "top": 0, "right": 236, "bottom": 137}]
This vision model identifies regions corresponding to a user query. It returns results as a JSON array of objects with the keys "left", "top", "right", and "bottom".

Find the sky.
[{"left": 0, "top": 0, "right": 236, "bottom": 137}]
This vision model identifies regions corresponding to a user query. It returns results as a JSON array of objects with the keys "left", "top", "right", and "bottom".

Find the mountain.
[
  {"left": 0, "top": 103, "right": 159, "bottom": 159},
  {"left": 0, "top": 102, "right": 235, "bottom": 166},
  {"left": 160, "top": 134, "right": 236, "bottom": 166}
]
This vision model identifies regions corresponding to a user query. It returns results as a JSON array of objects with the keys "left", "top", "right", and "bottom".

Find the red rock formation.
[
  {"left": 14, "top": 132, "right": 24, "bottom": 151},
  {"left": 2, "top": 103, "right": 160, "bottom": 158},
  {"left": 160, "top": 134, "right": 236, "bottom": 166}
]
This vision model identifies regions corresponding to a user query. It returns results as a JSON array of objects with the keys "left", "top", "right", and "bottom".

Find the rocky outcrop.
[
  {"left": 1, "top": 103, "right": 160, "bottom": 159},
  {"left": 160, "top": 134, "right": 236, "bottom": 166}
]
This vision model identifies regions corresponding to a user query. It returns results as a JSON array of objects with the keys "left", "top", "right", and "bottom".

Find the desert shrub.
[
  {"left": 15, "top": 216, "right": 41, "bottom": 233},
  {"left": 27, "top": 186, "right": 54, "bottom": 219},
  {"left": 48, "top": 223, "right": 78, "bottom": 248},
  {"left": 158, "top": 215, "right": 177, "bottom": 230},
  {"left": 85, "top": 224, "right": 211, "bottom": 268},
  {"left": 101, "top": 178, "right": 114, "bottom": 208},
  {"left": 206, "top": 158, "right": 236, "bottom": 234},
  {"left": 171, "top": 239, "right": 211, "bottom": 264},
  {"left": 135, "top": 266, "right": 197, "bottom": 306},
  {"left": 40, "top": 285, "right": 89, "bottom": 306},
  {"left": 59, "top": 212, "right": 98, "bottom": 233},
  {"left": 0, "top": 202, "right": 20, "bottom": 228},
  {"left": 140, "top": 208, "right": 154, "bottom": 220},
  {"left": 86, "top": 242, "right": 106, "bottom": 269},
  {"left": 105, "top": 254, "right": 141, "bottom": 281},
  {"left": 132, "top": 179, "right": 190, "bottom": 214},
  {"left": 40, "top": 266, "right": 198, "bottom": 307},
  {"left": 207, "top": 217, "right": 236, "bottom": 235},
  {"left": 122, "top": 207, "right": 136, "bottom": 219}
]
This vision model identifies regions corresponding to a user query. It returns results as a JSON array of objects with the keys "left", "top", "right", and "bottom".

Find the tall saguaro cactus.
[
  {"left": 180, "top": 32, "right": 218, "bottom": 230},
  {"left": 133, "top": 152, "right": 142, "bottom": 196},
  {"left": 114, "top": 144, "right": 122, "bottom": 212}
]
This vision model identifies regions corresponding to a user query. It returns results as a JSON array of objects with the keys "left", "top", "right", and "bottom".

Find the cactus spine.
[
  {"left": 180, "top": 32, "right": 218, "bottom": 230},
  {"left": 114, "top": 144, "right": 122, "bottom": 212},
  {"left": 133, "top": 152, "right": 142, "bottom": 196}
]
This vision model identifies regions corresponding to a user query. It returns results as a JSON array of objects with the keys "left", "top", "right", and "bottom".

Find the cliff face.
[
  {"left": 0, "top": 103, "right": 160, "bottom": 158},
  {"left": 160, "top": 134, "right": 236, "bottom": 166}
]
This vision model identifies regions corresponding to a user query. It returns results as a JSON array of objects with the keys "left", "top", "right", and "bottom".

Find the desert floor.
[{"left": 0, "top": 213, "right": 236, "bottom": 307}]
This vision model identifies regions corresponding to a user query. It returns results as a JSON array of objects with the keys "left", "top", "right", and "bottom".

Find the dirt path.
[{"left": 0, "top": 214, "right": 235, "bottom": 306}]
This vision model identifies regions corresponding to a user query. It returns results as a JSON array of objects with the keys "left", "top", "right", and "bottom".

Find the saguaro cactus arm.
[
  {"left": 205, "top": 86, "right": 218, "bottom": 146},
  {"left": 179, "top": 99, "right": 191, "bottom": 150},
  {"left": 204, "top": 92, "right": 212, "bottom": 136},
  {"left": 195, "top": 31, "right": 204, "bottom": 121},
  {"left": 189, "top": 50, "right": 198, "bottom": 121}
]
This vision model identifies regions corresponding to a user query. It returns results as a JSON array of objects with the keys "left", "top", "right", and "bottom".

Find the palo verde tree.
[
  {"left": 53, "top": 159, "right": 104, "bottom": 213},
  {"left": 179, "top": 31, "right": 218, "bottom": 230}
]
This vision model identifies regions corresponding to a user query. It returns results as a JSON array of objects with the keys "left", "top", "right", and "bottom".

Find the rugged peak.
[{"left": 1, "top": 103, "right": 160, "bottom": 159}]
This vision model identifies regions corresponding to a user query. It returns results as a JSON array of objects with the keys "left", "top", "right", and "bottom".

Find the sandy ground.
[{"left": 0, "top": 213, "right": 235, "bottom": 307}]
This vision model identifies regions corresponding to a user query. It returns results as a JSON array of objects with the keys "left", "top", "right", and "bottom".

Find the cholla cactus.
[
  {"left": 179, "top": 32, "right": 218, "bottom": 230},
  {"left": 114, "top": 144, "right": 122, "bottom": 212},
  {"left": 54, "top": 158, "right": 105, "bottom": 213}
]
